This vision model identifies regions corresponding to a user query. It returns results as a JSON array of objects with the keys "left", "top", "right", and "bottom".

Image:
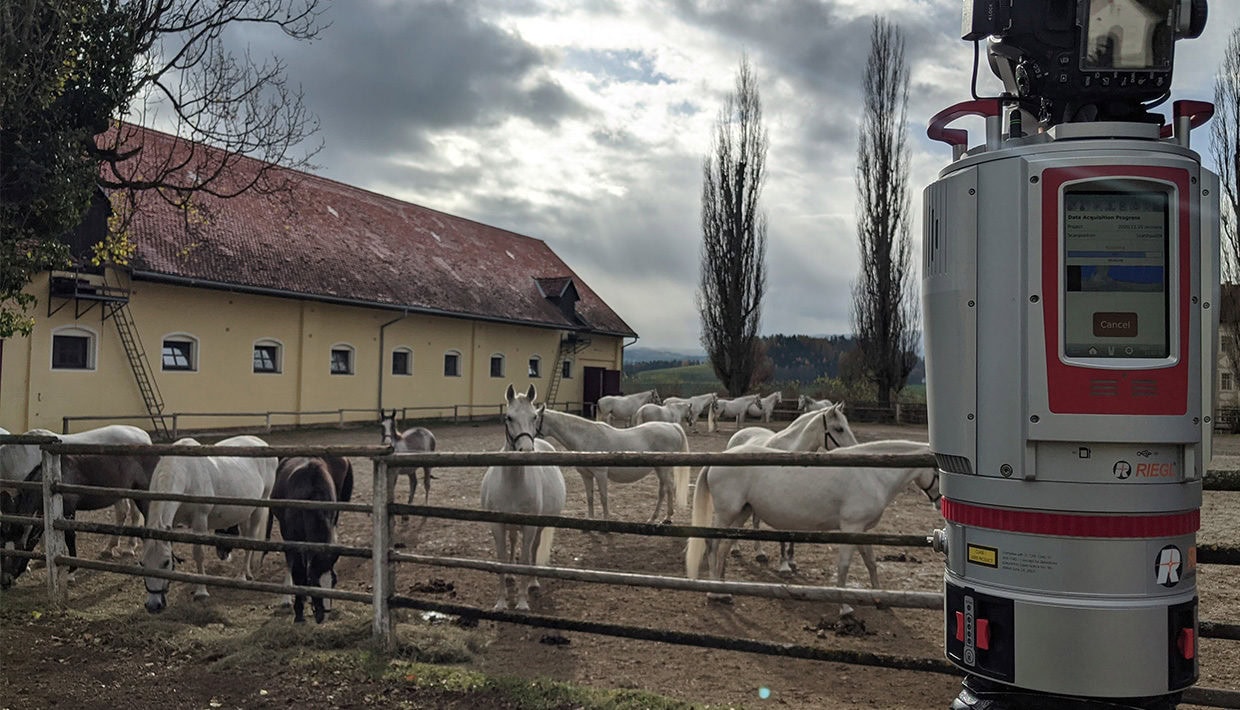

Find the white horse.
[
  {"left": 661, "top": 393, "right": 717, "bottom": 432},
  {"left": 685, "top": 439, "right": 940, "bottom": 616},
  {"left": 634, "top": 400, "right": 692, "bottom": 426},
  {"left": 798, "top": 395, "right": 834, "bottom": 412},
  {"left": 141, "top": 435, "right": 277, "bottom": 612},
  {"left": 481, "top": 384, "right": 567, "bottom": 610},
  {"left": 708, "top": 394, "right": 760, "bottom": 432},
  {"left": 595, "top": 389, "right": 659, "bottom": 427},
  {"left": 745, "top": 392, "right": 783, "bottom": 423},
  {"left": 537, "top": 408, "right": 690, "bottom": 524},
  {"left": 380, "top": 410, "right": 436, "bottom": 512},
  {"left": 727, "top": 404, "right": 859, "bottom": 573},
  {"left": 1, "top": 425, "right": 151, "bottom": 557}
]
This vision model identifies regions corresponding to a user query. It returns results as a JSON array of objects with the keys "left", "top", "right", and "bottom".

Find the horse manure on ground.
[
  {"left": 807, "top": 615, "right": 871, "bottom": 638},
  {"left": 878, "top": 552, "right": 920, "bottom": 563},
  {"left": 410, "top": 578, "right": 455, "bottom": 595},
  {"left": 539, "top": 633, "right": 570, "bottom": 646}
]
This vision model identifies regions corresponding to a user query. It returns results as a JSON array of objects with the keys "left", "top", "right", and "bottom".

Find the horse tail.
[
  {"left": 673, "top": 436, "right": 691, "bottom": 510},
  {"left": 685, "top": 466, "right": 713, "bottom": 580},
  {"left": 535, "top": 526, "right": 556, "bottom": 567}
]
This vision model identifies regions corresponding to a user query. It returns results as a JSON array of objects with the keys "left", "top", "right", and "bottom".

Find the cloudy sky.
[{"left": 213, "top": 0, "right": 1238, "bottom": 351}]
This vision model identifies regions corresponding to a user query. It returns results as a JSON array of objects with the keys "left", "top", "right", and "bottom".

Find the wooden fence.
[{"left": 2, "top": 440, "right": 1239, "bottom": 708}]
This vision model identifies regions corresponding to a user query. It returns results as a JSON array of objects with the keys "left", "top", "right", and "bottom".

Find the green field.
[{"left": 623, "top": 363, "right": 722, "bottom": 396}]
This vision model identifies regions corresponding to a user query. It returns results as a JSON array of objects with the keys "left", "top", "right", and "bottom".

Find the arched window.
[
  {"left": 489, "top": 353, "right": 505, "bottom": 378},
  {"left": 253, "top": 338, "right": 283, "bottom": 374},
  {"left": 161, "top": 332, "right": 199, "bottom": 372},
  {"left": 528, "top": 355, "right": 542, "bottom": 378},
  {"left": 443, "top": 349, "right": 462, "bottom": 377},
  {"left": 392, "top": 347, "right": 413, "bottom": 376},
  {"left": 330, "top": 343, "right": 355, "bottom": 375},
  {"left": 51, "top": 325, "right": 98, "bottom": 371}
]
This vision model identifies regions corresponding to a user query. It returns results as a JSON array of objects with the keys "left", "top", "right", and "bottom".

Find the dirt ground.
[{"left": 1, "top": 418, "right": 1238, "bottom": 709}]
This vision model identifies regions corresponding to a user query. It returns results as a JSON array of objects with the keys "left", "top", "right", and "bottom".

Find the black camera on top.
[{"left": 964, "top": 0, "right": 1208, "bottom": 126}]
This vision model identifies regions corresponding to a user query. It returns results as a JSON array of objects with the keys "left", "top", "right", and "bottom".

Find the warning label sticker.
[{"left": 967, "top": 544, "right": 998, "bottom": 568}]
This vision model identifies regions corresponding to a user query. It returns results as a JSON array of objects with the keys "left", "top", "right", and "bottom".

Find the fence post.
[
  {"left": 453, "top": 405, "right": 459, "bottom": 424},
  {"left": 895, "top": 402, "right": 903, "bottom": 425},
  {"left": 41, "top": 449, "right": 68, "bottom": 608},
  {"left": 61, "top": 417, "right": 70, "bottom": 435},
  {"left": 172, "top": 414, "right": 179, "bottom": 440},
  {"left": 265, "top": 412, "right": 272, "bottom": 433},
  {"left": 339, "top": 409, "right": 345, "bottom": 429},
  {"left": 371, "top": 458, "right": 395, "bottom": 650}
]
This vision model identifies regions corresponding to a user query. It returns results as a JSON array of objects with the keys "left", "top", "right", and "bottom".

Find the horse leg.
[
  {"left": 192, "top": 541, "right": 210, "bottom": 600},
  {"left": 281, "top": 569, "right": 294, "bottom": 607},
  {"left": 402, "top": 472, "right": 415, "bottom": 522},
  {"left": 859, "top": 543, "right": 880, "bottom": 588},
  {"left": 647, "top": 470, "right": 668, "bottom": 525},
  {"left": 578, "top": 469, "right": 595, "bottom": 519},
  {"left": 422, "top": 466, "right": 432, "bottom": 505},
  {"left": 490, "top": 523, "right": 509, "bottom": 610},
  {"left": 106, "top": 500, "right": 127, "bottom": 557},
  {"left": 778, "top": 542, "right": 798, "bottom": 575},
  {"left": 660, "top": 468, "right": 675, "bottom": 523},
  {"left": 750, "top": 514, "right": 765, "bottom": 562},
  {"left": 515, "top": 526, "right": 538, "bottom": 611},
  {"left": 127, "top": 498, "right": 146, "bottom": 556},
  {"left": 595, "top": 471, "right": 611, "bottom": 523},
  {"left": 290, "top": 552, "right": 308, "bottom": 623},
  {"left": 707, "top": 509, "right": 747, "bottom": 604},
  {"left": 836, "top": 543, "right": 858, "bottom": 616},
  {"left": 65, "top": 519, "right": 78, "bottom": 584}
]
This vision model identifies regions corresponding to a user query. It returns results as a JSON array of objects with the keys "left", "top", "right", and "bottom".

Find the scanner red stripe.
[{"left": 940, "top": 499, "right": 1199, "bottom": 538}]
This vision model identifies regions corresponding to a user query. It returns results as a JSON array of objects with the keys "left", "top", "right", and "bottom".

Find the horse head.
[
  {"left": 503, "top": 384, "right": 544, "bottom": 452},
  {"left": 650, "top": 389, "right": 661, "bottom": 405},
  {"left": 379, "top": 409, "right": 399, "bottom": 446},
  {"left": 914, "top": 468, "right": 942, "bottom": 510},
  {"left": 821, "top": 403, "right": 859, "bottom": 451},
  {"left": 140, "top": 529, "right": 177, "bottom": 612},
  {"left": 0, "top": 469, "right": 45, "bottom": 589}
]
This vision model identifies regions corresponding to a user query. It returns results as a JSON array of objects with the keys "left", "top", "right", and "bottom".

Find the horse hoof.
[
  {"left": 706, "top": 593, "right": 734, "bottom": 605},
  {"left": 776, "top": 567, "right": 795, "bottom": 577},
  {"left": 661, "top": 518, "right": 673, "bottom": 526},
  {"left": 493, "top": 601, "right": 509, "bottom": 611},
  {"left": 753, "top": 551, "right": 767, "bottom": 563},
  {"left": 193, "top": 591, "right": 211, "bottom": 601},
  {"left": 515, "top": 601, "right": 531, "bottom": 611}
]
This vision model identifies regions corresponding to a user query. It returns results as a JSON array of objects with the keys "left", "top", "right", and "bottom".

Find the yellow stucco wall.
[{"left": 0, "top": 271, "right": 623, "bottom": 434}]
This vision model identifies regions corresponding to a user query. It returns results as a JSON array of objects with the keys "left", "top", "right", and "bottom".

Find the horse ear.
[
  {"left": 526, "top": 384, "right": 537, "bottom": 402},
  {"left": 505, "top": 384, "right": 517, "bottom": 404}
]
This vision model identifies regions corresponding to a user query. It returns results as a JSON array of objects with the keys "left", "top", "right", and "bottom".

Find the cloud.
[{"left": 207, "top": 0, "right": 1237, "bottom": 351}]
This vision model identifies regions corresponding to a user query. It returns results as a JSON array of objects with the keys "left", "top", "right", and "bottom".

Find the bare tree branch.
[
  {"left": 697, "top": 55, "right": 770, "bottom": 396},
  {"left": 850, "top": 17, "right": 919, "bottom": 405}
]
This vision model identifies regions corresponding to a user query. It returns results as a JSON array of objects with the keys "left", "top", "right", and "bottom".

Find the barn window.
[
  {"left": 330, "top": 344, "right": 355, "bottom": 375},
  {"left": 51, "top": 326, "right": 97, "bottom": 371},
  {"left": 528, "top": 356, "right": 541, "bottom": 378},
  {"left": 444, "top": 350, "right": 462, "bottom": 377},
  {"left": 392, "top": 347, "right": 412, "bottom": 376},
  {"left": 562, "top": 358, "right": 573, "bottom": 379},
  {"left": 161, "top": 334, "right": 198, "bottom": 372},
  {"left": 253, "top": 339, "right": 282, "bottom": 373},
  {"left": 490, "top": 354, "right": 505, "bottom": 378},
  {"left": 1224, "top": 372, "right": 1235, "bottom": 392}
]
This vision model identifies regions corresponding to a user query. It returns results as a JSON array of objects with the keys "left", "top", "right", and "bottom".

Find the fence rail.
[{"left": 4, "top": 442, "right": 1240, "bottom": 708}]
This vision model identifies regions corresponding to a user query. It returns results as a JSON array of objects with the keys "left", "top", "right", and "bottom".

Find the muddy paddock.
[{"left": 2, "top": 419, "right": 1237, "bottom": 709}]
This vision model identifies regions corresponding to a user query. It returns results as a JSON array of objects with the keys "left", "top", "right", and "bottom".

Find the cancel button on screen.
[{"left": 1093, "top": 312, "right": 1138, "bottom": 337}]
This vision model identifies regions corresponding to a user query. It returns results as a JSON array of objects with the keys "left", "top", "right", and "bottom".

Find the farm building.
[{"left": 0, "top": 125, "right": 635, "bottom": 436}]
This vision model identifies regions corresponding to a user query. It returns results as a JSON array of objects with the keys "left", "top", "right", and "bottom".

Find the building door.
[{"left": 582, "top": 367, "right": 621, "bottom": 418}]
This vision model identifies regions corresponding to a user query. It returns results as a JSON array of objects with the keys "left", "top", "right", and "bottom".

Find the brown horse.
[
  {"left": 266, "top": 457, "right": 350, "bottom": 623},
  {"left": 1, "top": 452, "right": 159, "bottom": 589},
  {"left": 266, "top": 455, "right": 353, "bottom": 615}
]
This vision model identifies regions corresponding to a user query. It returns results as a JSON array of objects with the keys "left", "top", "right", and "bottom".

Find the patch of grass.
[
  {"left": 385, "top": 663, "right": 706, "bottom": 710},
  {"left": 203, "top": 615, "right": 483, "bottom": 672}
]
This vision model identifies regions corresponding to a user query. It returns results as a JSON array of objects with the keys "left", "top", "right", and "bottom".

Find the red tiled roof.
[{"left": 111, "top": 125, "right": 636, "bottom": 337}]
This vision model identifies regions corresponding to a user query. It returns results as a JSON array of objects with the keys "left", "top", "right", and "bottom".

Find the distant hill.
[{"left": 625, "top": 346, "right": 706, "bottom": 364}]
